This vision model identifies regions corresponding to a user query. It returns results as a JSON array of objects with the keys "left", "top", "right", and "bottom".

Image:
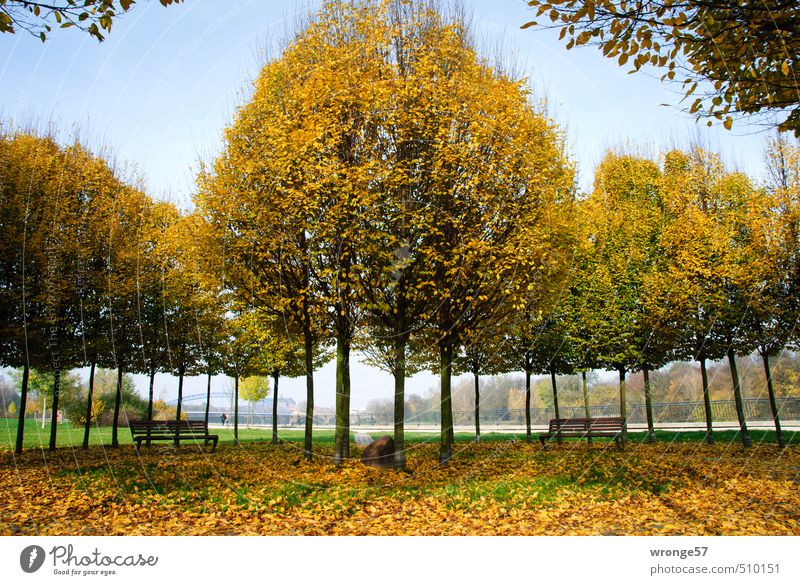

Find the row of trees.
[
  {"left": 365, "top": 350, "right": 800, "bottom": 424},
  {"left": 194, "top": 0, "right": 575, "bottom": 465},
  {"left": 2, "top": 0, "right": 798, "bottom": 464},
  {"left": 0, "top": 129, "right": 306, "bottom": 454}
]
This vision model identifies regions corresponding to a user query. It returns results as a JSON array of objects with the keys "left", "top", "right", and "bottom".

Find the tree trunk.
[
  {"left": 333, "top": 335, "right": 352, "bottom": 465},
  {"left": 147, "top": 366, "right": 155, "bottom": 421},
  {"left": 272, "top": 369, "right": 280, "bottom": 445},
  {"left": 643, "top": 367, "right": 655, "bottom": 442},
  {"left": 393, "top": 335, "right": 407, "bottom": 469},
  {"left": 699, "top": 355, "right": 714, "bottom": 444},
  {"left": 618, "top": 367, "right": 627, "bottom": 443},
  {"left": 204, "top": 371, "right": 212, "bottom": 427},
  {"left": 525, "top": 368, "right": 532, "bottom": 443},
  {"left": 111, "top": 366, "right": 123, "bottom": 448},
  {"left": 15, "top": 362, "right": 30, "bottom": 454},
  {"left": 175, "top": 365, "right": 185, "bottom": 422},
  {"left": 82, "top": 360, "right": 96, "bottom": 450},
  {"left": 727, "top": 347, "right": 752, "bottom": 447},
  {"left": 550, "top": 367, "right": 561, "bottom": 444},
  {"left": 302, "top": 313, "right": 314, "bottom": 461},
  {"left": 439, "top": 341, "right": 454, "bottom": 464},
  {"left": 582, "top": 370, "right": 591, "bottom": 444},
  {"left": 175, "top": 364, "right": 185, "bottom": 447},
  {"left": 234, "top": 373, "right": 240, "bottom": 446},
  {"left": 761, "top": 350, "right": 784, "bottom": 448},
  {"left": 48, "top": 368, "right": 60, "bottom": 451},
  {"left": 473, "top": 371, "right": 481, "bottom": 442}
]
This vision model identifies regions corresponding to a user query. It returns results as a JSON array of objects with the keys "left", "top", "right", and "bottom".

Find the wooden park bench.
[
  {"left": 129, "top": 420, "right": 219, "bottom": 452},
  {"left": 538, "top": 417, "right": 625, "bottom": 450}
]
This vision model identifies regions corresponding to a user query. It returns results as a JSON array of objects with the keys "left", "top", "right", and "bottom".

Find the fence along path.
[{"left": 186, "top": 397, "right": 800, "bottom": 428}]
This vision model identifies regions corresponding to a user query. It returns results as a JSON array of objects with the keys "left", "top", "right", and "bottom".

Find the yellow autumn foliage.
[{"left": 1, "top": 441, "right": 797, "bottom": 536}]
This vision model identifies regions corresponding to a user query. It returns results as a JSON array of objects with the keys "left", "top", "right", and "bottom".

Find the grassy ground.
[
  {"left": 1, "top": 419, "right": 798, "bottom": 536},
  {"left": 1, "top": 418, "right": 797, "bottom": 451}
]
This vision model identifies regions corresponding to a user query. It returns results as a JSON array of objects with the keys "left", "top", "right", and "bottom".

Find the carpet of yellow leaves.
[{"left": 1, "top": 440, "right": 798, "bottom": 536}]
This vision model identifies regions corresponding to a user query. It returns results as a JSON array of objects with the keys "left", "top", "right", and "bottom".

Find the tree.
[
  {"left": 729, "top": 135, "right": 800, "bottom": 448},
  {"left": 100, "top": 179, "right": 153, "bottom": 447},
  {"left": 0, "top": 130, "right": 103, "bottom": 451},
  {"left": 155, "top": 210, "right": 221, "bottom": 435},
  {"left": 198, "top": 0, "right": 573, "bottom": 466},
  {"left": 195, "top": 47, "right": 331, "bottom": 459},
  {"left": 382, "top": 5, "right": 574, "bottom": 464},
  {"left": 171, "top": 211, "right": 228, "bottom": 429},
  {"left": 238, "top": 308, "right": 311, "bottom": 444},
  {"left": 656, "top": 147, "right": 757, "bottom": 446},
  {"left": 0, "top": 0, "right": 183, "bottom": 42},
  {"left": 0, "top": 131, "right": 56, "bottom": 452},
  {"left": 221, "top": 312, "right": 262, "bottom": 445},
  {"left": 653, "top": 149, "right": 725, "bottom": 442},
  {"left": 523, "top": 1, "right": 800, "bottom": 135},
  {"left": 133, "top": 200, "right": 174, "bottom": 423},
  {"left": 58, "top": 141, "right": 123, "bottom": 449},
  {"left": 239, "top": 375, "right": 270, "bottom": 427},
  {"left": 505, "top": 299, "right": 575, "bottom": 442},
  {"left": 350, "top": 0, "right": 460, "bottom": 468},
  {"left": 577, "top": 151, "right": 665, "bottom": 440},
  {"left": 454, "top": 326, "right": 512, "bottom": 442},
  {"left": 196, "top": 0, "right": 576, "bottom": 466},
  {"left": 534, "top": 312, "right": 576, "bottom": 429}
]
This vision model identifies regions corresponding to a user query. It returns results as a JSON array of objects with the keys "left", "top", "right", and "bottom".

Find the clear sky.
[{"left": 0, "top": 0, "right": 774, "bottom": 410}]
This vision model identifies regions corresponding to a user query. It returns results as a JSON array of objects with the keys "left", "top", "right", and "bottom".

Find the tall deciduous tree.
[
  {"left": 373, "top": 4, "right": 575, "bottom": 464},
  {"left": 195, "top": 15, "right": 337, "bottom": 459},
  {"left": 578, "top": 151, "right": 664, "bottom": 439},
  {"left": 743, "top": 135, "right": 800, "bottom": 447},
  {"left": 155, "top": 210, "right": 220, "bottom": 432},
  {"left": 1, "top": 131, "right": 60, "bottom": 452},
  {"left": 0, "top": 130, "right": 131, "bottom": 451},
  {"left": 656, "top": 147, "right": 756, "bottom": 446},
  {"left": 454, "top": 325, "right": 513, "bottom": 443}
]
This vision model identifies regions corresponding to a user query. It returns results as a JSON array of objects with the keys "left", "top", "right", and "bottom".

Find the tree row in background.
[{"left": 0, "top": 129, "right": 302, "bottom": 454}]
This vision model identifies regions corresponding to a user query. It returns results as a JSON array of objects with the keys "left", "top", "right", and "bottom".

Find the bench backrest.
[
  {"left": 129, "top": 420, "right": 209, "bottom": 434},
  {"left": 548, "top": 417, "right": 624, "bottom": 433}
]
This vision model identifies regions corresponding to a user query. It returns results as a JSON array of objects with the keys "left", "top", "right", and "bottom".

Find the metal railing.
[{"left": 186, "top": 397, "right": 800, "bottom": 428}]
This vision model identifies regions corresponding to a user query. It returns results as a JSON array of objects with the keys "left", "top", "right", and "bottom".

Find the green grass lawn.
[
  {"left": 1, "top": 417, "right": 795, "bottom": 451},
  {"left": 0, "top": 419, "right": 332, "bottom": 450}
]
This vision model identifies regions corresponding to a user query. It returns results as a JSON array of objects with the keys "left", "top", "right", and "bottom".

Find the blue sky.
[{"left": 0, "top": 0, "right": 774, "bottom": 410}]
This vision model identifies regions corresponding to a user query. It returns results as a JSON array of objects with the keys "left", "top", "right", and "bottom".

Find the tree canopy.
[
  {"left": 0, "top": 0, "right": 182, "bottom": 42},
  {"left": 523, "top": 0, "right": 800, "bottom": 135}
]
